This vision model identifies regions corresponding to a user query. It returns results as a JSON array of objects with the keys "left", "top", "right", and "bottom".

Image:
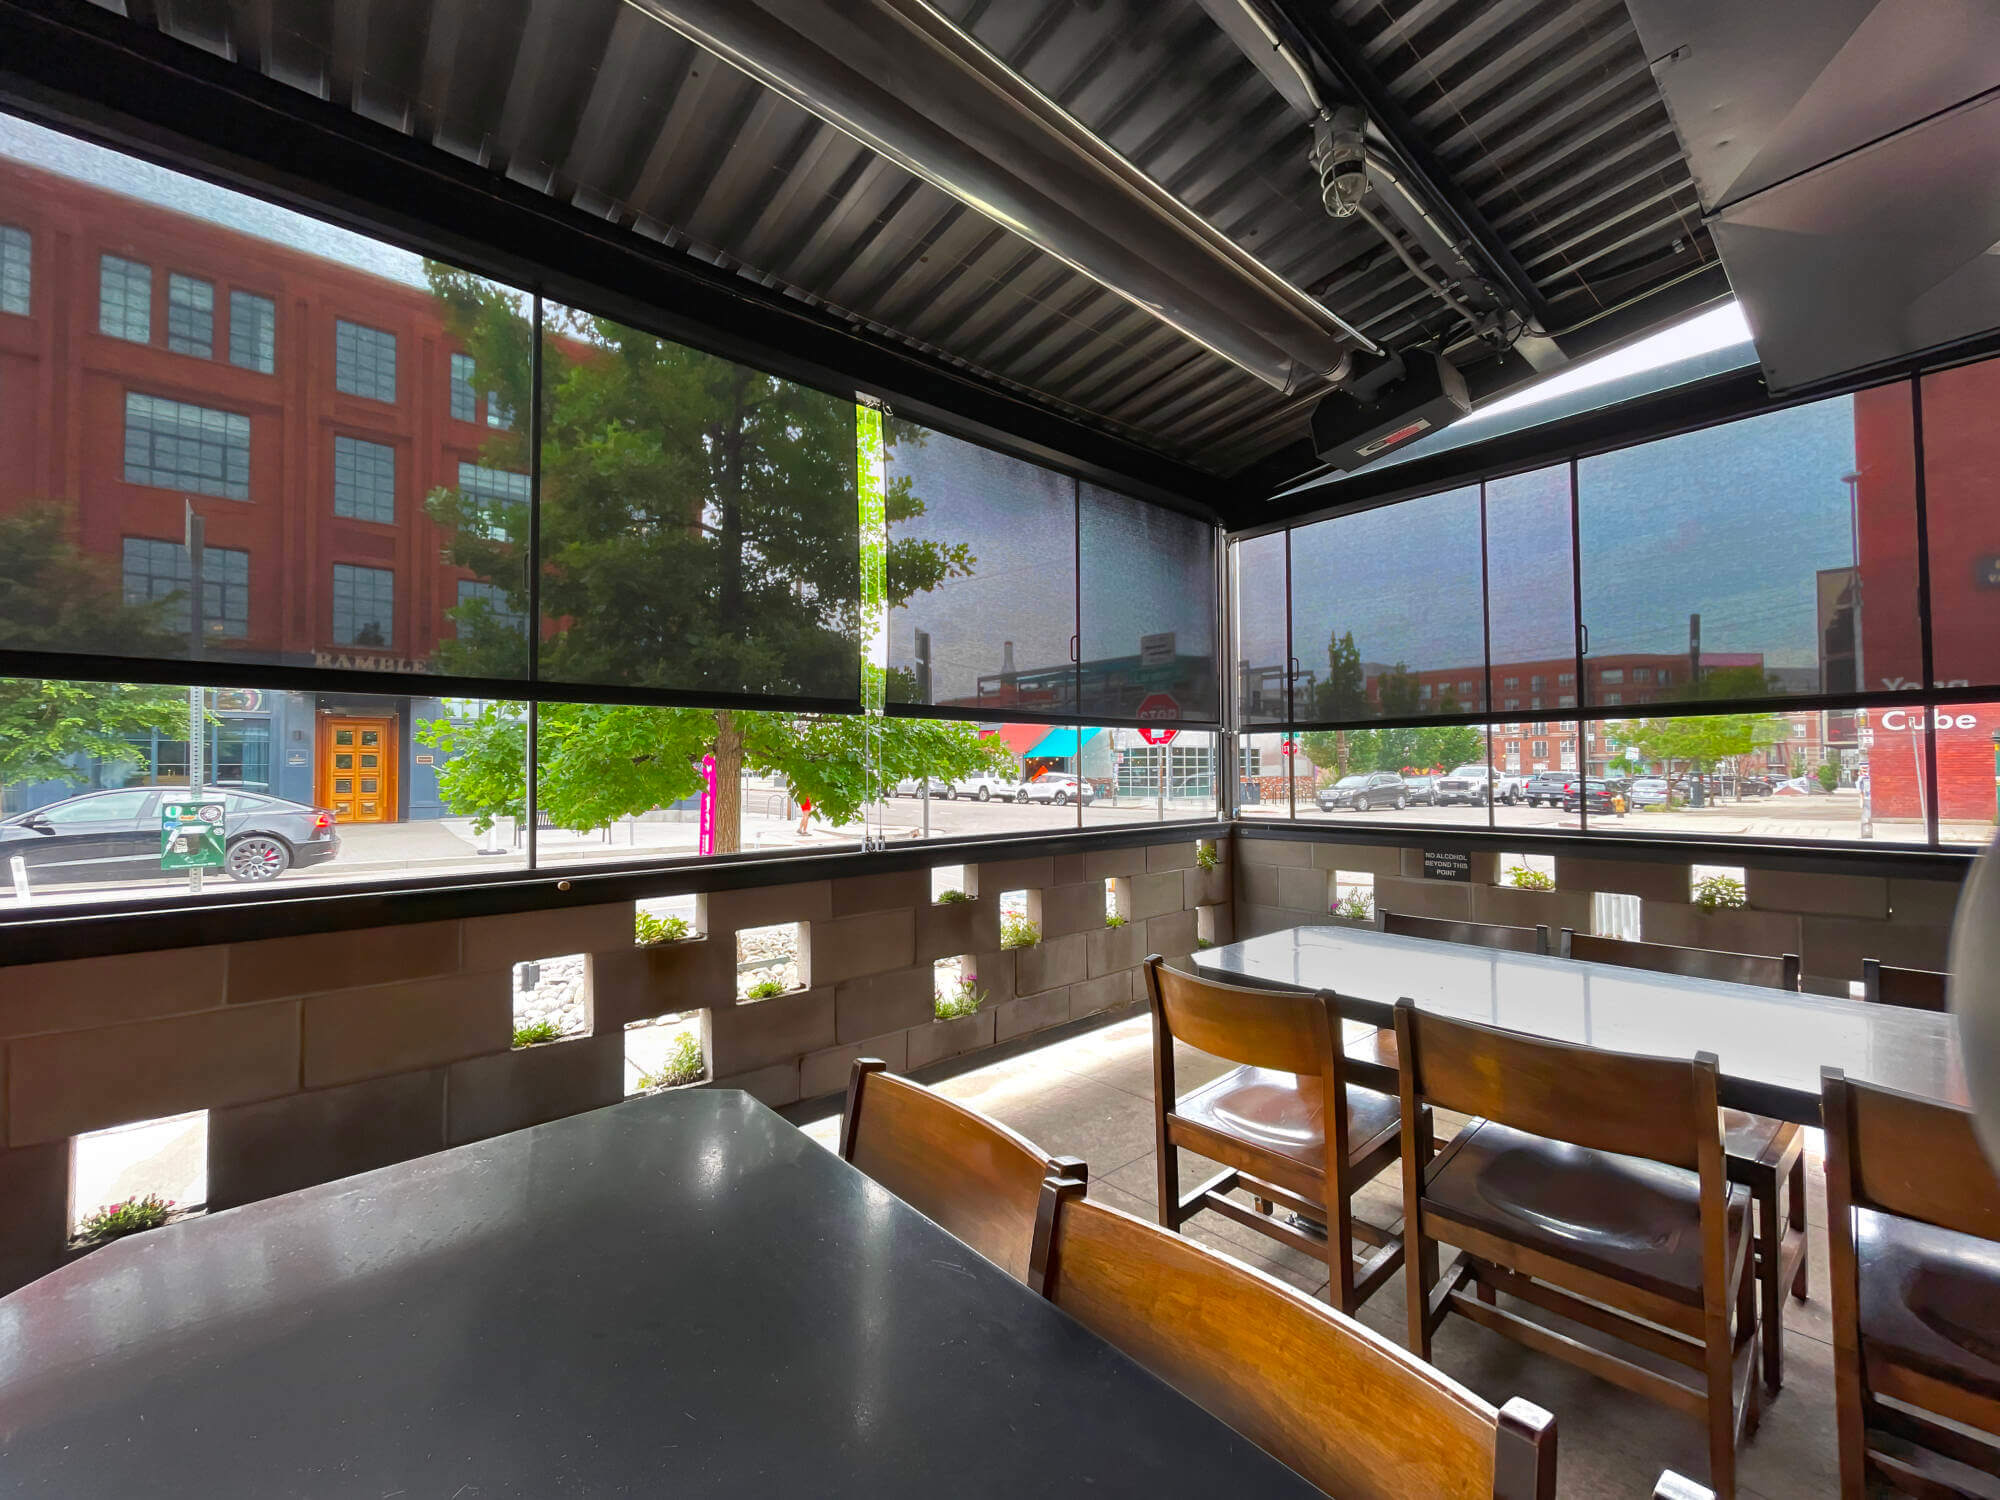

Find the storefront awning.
[{"left": 1022, "top": 726, "right": 1104, "bottom": 760}]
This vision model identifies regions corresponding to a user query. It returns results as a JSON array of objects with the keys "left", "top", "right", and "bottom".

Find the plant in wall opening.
[
  {"left": 744, "top": 977, "right": 788, "bottom": 1000},
  {"left": 634, "top": 911, "right": 693, "bottom": 945},
  {"left": 1332, "top": 889, "right": 1374, "bottom": 922},
  {"left": 1195, "top": 937, "right": 1214, "bottom": 950},
  {"left": 77, "top": 1194, "right": 174, "bottom": 1244},
  {"left": 1000, "top": 913, "right": 1041, "bottom": 950},
  {"left": 512, "top": 1018, "right": 565, "bottom": 1048},
  {"left": 1195, "top": 843, "right": 1218, "bottom": 872},
  {"left": 1105, "top": 913, "right": 1128, "bottom": 928},
  {"left": 936, "top": 889, "right": 973, "bottom": 904},
  {"left": 1506, "top": 865, "right": 1556, "bottom": 892},
  {"left": 1693, "top": 873, "right": 1747, "bottom": 913},
  {"left": 936, "top": 974, "right": 986, "bottom": 1020},
  {"left": 638, "top": 1032, "right": 705, "bottom": 1090}
]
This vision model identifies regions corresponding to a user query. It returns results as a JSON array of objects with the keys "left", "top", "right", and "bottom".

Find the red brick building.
[{"left": 0, "top": 154, "right": 525, "bottom": 823}]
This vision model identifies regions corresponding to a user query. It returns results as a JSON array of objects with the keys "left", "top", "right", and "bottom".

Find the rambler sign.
[{"left": 313, "top": 652, "right": 433, "bottom": 673}]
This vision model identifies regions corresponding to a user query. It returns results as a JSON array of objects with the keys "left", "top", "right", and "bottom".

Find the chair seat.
[
  {"left": 1175, "top": 1066, "right": 1400, "bottom": 1174},
  {"left": 1426, "top": 1119, "right": 1750, "bottom": 1306},
  {"left": 1857, "top": 1207, "right": 2000, "bottom": 1403},
  {"left": 1722, "top": 1109, "right": 1803, "bottom": 1173}
]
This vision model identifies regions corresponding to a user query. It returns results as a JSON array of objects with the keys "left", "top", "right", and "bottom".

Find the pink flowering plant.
[
  {"left": 935, "top": 973, "right": 985, "bottom": 1020},
  {"left": 77, "top": 1193, "right": 174, "bottom": 1244}
]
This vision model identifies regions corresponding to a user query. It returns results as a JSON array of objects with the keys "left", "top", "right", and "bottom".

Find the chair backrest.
[
  {"left": 1030, "top": 1178, "right": 1555, "bottom": 1500},
  {"left": 1561, "top": 929, "right": 1800, "bottom": 991},
  {"left": 1821, "top": 1067, "right": 2000, "bottom": 1243},
  {"left": 1860, "top": 958, "right": 1950, "bottom": 1012},
  {"left": 1146, "top": 956, "right": 1338, "bottom": 1078},
  {"left": 1394, "top": 999, "right": 1717, "bottom": 1172},
  {"left": 1380, "top": 909, "right": 1549, "bottom": 955},
  {"left": 840, "top": 1060, "right": 1081, "bottom": 1283}
]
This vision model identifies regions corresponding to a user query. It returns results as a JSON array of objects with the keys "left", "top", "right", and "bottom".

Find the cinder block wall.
[
  {"left": 1235, "top": 838, "right": 1965, "bottom": 993},
  {"left": 0, "top": 834, "right": 1227, "bottom": 1295}
]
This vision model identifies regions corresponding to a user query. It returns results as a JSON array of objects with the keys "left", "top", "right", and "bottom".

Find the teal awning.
[{"left": 1022, "top": 726, "right": 1104, "bottom": 760}]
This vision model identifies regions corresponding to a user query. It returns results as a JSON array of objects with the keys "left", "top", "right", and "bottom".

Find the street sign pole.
[{"left": 185, "top": 503, "right": 205, "bottom": 895}]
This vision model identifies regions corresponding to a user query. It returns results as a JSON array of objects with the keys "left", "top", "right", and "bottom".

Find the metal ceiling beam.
[
  {"left": 1273, "top": 0, "right": 1558, "bottom": 330},
  {"left": 616, "top": 0, "right": 1378, "bottom": 393}
]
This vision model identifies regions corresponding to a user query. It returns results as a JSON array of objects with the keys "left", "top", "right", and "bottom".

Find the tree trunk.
[{"left": 711, "top": 709, "right": 743, "bottom": 855}]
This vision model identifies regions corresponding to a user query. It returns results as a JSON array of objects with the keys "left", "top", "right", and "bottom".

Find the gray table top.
[
  {"left": 0, "top": 1090, "right": 1323, "bottom": 1498},
  {"left": 1194, "top": 924, "right": 1966, "bottom": 1125}
]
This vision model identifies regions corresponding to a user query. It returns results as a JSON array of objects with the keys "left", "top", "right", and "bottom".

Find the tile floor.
[{"left": 802, "top": 1012, "right": 1846, "bottom": 1500}]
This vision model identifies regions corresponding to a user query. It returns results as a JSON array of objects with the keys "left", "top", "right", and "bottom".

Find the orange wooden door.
[{"left": 318, "top": 717, "right": 396, "bottom": 824}]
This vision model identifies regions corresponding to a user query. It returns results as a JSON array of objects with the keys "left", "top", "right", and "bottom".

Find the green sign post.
[{"left": 160, "top": 800, "right": 226, "bottom": 872}]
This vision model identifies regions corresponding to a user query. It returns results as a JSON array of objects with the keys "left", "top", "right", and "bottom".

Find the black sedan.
[
  {"left": 1559, "top": 778, "right": 1628, "bottom": 815},
  {"left": 0, "top": 786, "right": 340, "bottom": 886}
]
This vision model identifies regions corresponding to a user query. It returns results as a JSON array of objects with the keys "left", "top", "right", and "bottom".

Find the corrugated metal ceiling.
[{"left": 98, "top": 0, "right": 1715, "bottom": 480}]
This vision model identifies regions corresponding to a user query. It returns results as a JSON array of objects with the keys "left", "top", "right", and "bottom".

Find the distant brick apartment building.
[{"left": 0, "top": 155, "right": 526, "bottom": 823}]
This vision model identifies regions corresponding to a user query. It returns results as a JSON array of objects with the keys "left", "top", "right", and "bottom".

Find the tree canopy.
[
  {"left": 1602, "top": 714, "right": 1790, "bottom": 775},
  {"left": 416, "top": 267, "right": 999, "bottom": 849}
]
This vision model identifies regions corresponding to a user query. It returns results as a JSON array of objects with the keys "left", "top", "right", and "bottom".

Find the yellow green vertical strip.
[{"left": 856, "top": 401, "right": 889, "bottom": 714}]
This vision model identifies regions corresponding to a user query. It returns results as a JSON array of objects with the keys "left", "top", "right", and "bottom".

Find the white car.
[
  {"left": 891, "top": 776, "right": 953, "bottom": 798},
  {"left": 952, "top": 771, "right": 1020, "bottom": 801},
  {"left": 1628, "top": 776, "right": 1671, "bottom": 807},
  {"left": 1017, "top": 773, "right": 1094, "bottom": 806}
]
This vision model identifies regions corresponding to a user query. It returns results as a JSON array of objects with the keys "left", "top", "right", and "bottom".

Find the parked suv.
[
  {"left": 951, "top": 771, "right": 1019, "bottom": 801},
  {"left": 1316, "top": 771, "right": 1407, "bottom": 813},
  {"left": 1433, "top": 764, "right": 1522, "bottom": 806},
  {"left": 1560, "top": 778, "right": 1628, "bottom": 815},
  {"left": 1521, "top": 771, "right": 1569, "bottom": 807},
  {"left": 1018, "top": 773, "right": 1093, "bottom": 806}
]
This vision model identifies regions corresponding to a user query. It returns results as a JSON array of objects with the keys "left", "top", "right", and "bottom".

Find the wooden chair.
[
  {"left": 1822, "top": 1066, "right": 2000, "bottom": 1497},
  {"left": 1560, "top": 928, "right": 1807, "bottom": 1397},
  {"left": 840, "top": 1059, "right": 1084, "bottom": 1285},
  {"left": 1860, "top": 958, "right": 1949, "bottom": 1012},
  {"left": 1145, "top": 955, "right": 1403, "bottom": 1314},
  {"left": 1395, "top": 1000, "right": 1760, "bottom": 1498},
  {"left": 1029, "top": 1174, "right": 1558, "bottom": 1500},
  {"left": 1379, "top": 908, "right": 1551, "bottom": 954}
]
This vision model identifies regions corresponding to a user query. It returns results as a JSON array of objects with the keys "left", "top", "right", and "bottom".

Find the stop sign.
[{"left": 1135, "top": 692, "right": 1179, "bottom": 745}]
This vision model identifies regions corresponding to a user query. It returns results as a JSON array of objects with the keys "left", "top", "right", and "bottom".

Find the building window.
[
  {"left": 0, "top": 224, "right": 28, "bottom": 315},
  {"left": 335, "top": 319, "right": 397, "bottom": 402},
  {"left": 1503, "top": 698, "right": 1519, "bottom": 710},
  {"left": 450, "top": 353, "right": 477, "bottom": 422},
  {"left": 457, "top": 461, "right": 530, "bottom": 539},
  {"left": 486, "top": 392, "right": 515, "bottom": 429},
  {"left": 332, "top": 563, "right": 394, "bottom": 647},
  {"left": 1419, "top": 683, "right": 1432, "bottom": 700},
  {"left": 1530, "top": 675, "right": 1545, "bottom": 691},
  {"left": 166, "top": 273, "right": 214, "bottom": 358},
  {"left": 1658, "top": 668, "right": 1672, "bottom": 687},
  {"left": 229, "top": 291, "right": 275, "bottom": 373},
  {"left": 1503, "top": 676, "right": 1519, "bottom": 690},
  {"left": 456, "top": 579, "right": 523, "bottom": 632},
  {"left": 1632, "top": 666, "right": 1653, "bottom": 684},
  {"left": 123, "top": 392, "right": 250, "bottom": 500},
  {"left": 1241, "top": 747, "right": 1264, "bottom": 778},
  {"left": 121, "top": 536, "right": 250, "bottom": 638},
  {"left": 332, "top": 436, "right": 396, "bottom": 524},
  {"left": 1558, "top": 673, "right": 1574, "bottom": 686},
  {"left": 1600, "top": 667, "right": 1625, "bottom": 685},
  {"left": 1604, "top": 692, "right": 1622, "bottom": 705},
  {"left": 1533, "top": 740, "right": 1548, "bottom": 759},
  {"left": 98, "top": 254, "right": 151, "bottom": 342}
]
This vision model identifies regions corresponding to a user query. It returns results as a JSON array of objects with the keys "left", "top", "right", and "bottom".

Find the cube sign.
[
  {"left": 1135, "top": 692, "right": 1179, "bottom": 746},
  {"left": 160, "top": 800, "right": 227, "bottom": 871}
]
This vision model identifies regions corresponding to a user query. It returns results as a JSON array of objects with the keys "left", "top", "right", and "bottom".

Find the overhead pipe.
[{"left": 616, "top": 0, "right": 1378, "bottom": 392}]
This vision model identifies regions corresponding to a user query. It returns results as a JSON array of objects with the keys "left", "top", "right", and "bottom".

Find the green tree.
[
  {"left": 1311, "top": 630, "right": 1366, "bottom": 721},
  {"left": 1299, "top": 729, "right": 1359, "bottom": 779},
  {"left": 1374, "top": 662, "right": 1422, "bottom": 719},
  {"left": 0, "top": 507, "right": 187, "bottom": 808},
  {"left": 418, "top": 268, "right": 993, "bottom": 851},
  {"left": 1412, "top": 724, "right": 1484, "bottom": 770},
  {"left": 1604, "top": 715, "right": 1789, "bottom": 788}
]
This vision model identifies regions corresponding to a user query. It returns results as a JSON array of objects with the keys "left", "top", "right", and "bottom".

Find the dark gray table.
[
  {"left": 0, "top": 1090, "right": 1323, "bottom": 1498},
  {"left": 1194, "top": 924, "right": 1967, "bottom": 1126}
]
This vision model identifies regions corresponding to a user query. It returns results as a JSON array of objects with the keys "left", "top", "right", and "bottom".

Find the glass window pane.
[
  {"left": 334, "top": 319, "right": 397, "bottom": 402},
  {"left": 1292, "top": 724, "right": 1497, "bottom": 830},
  {"left": 0, "top": 681, "right": 527, "bottom": 904},
  {"left": 1484, "top": 466, "right": 1575, "bottom": 712},
  {"left": 0, "top": 115, "right": 531, "bottom": 680},
  {"left": 166, "top": 273, "right": 213, "bottom": 358},
  {"left": 884, "top": 424, "right": 1076, "bottom": 718},
  {"left": 98, "top": 254, "right": 150, "bottom": 342},
  {"left": 1916, "top": 361, "right": 2000, "bottom": 691},
  {"left": 1577, "top": 394, "right": 1921, "bottom": 707},
  {"left": 1235, "top": 731, "right": 1293, "bottom": 819},
  {"left": 228, "top": 290, "right": 275, "bottom": 373},
  {"left": 1079, "top": 728, "right": 1219, "bottom": 827},
  {"left": 535, "top": 302, "right": 860, "bottom": 702},
  {"left": 1290, "top": 485, "right": 1485, "bottom": 723},
  {"left": 0, "top": 223, "right": 29, "bottom": 315},
  {"left": 331, "top": 563, "right": 394, "bottom": 647},
  {"left": 1921, "top": 701, "right": 2000, "bottom": 847},
  {"left": 870, "top": 720, "right": 1095, "bottom": 841},
  {"left": 332, "top": 435, "right": 396, "bottom": 524},
  {"left": 449, "top": 351, "right": 478, "bottom": 423},
  {"left": 1233, "top": 532, "right": 1289, "bottom": 727},
  {"left": 1078, "top": 482, "right": 1218, "bottom": 723}
]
